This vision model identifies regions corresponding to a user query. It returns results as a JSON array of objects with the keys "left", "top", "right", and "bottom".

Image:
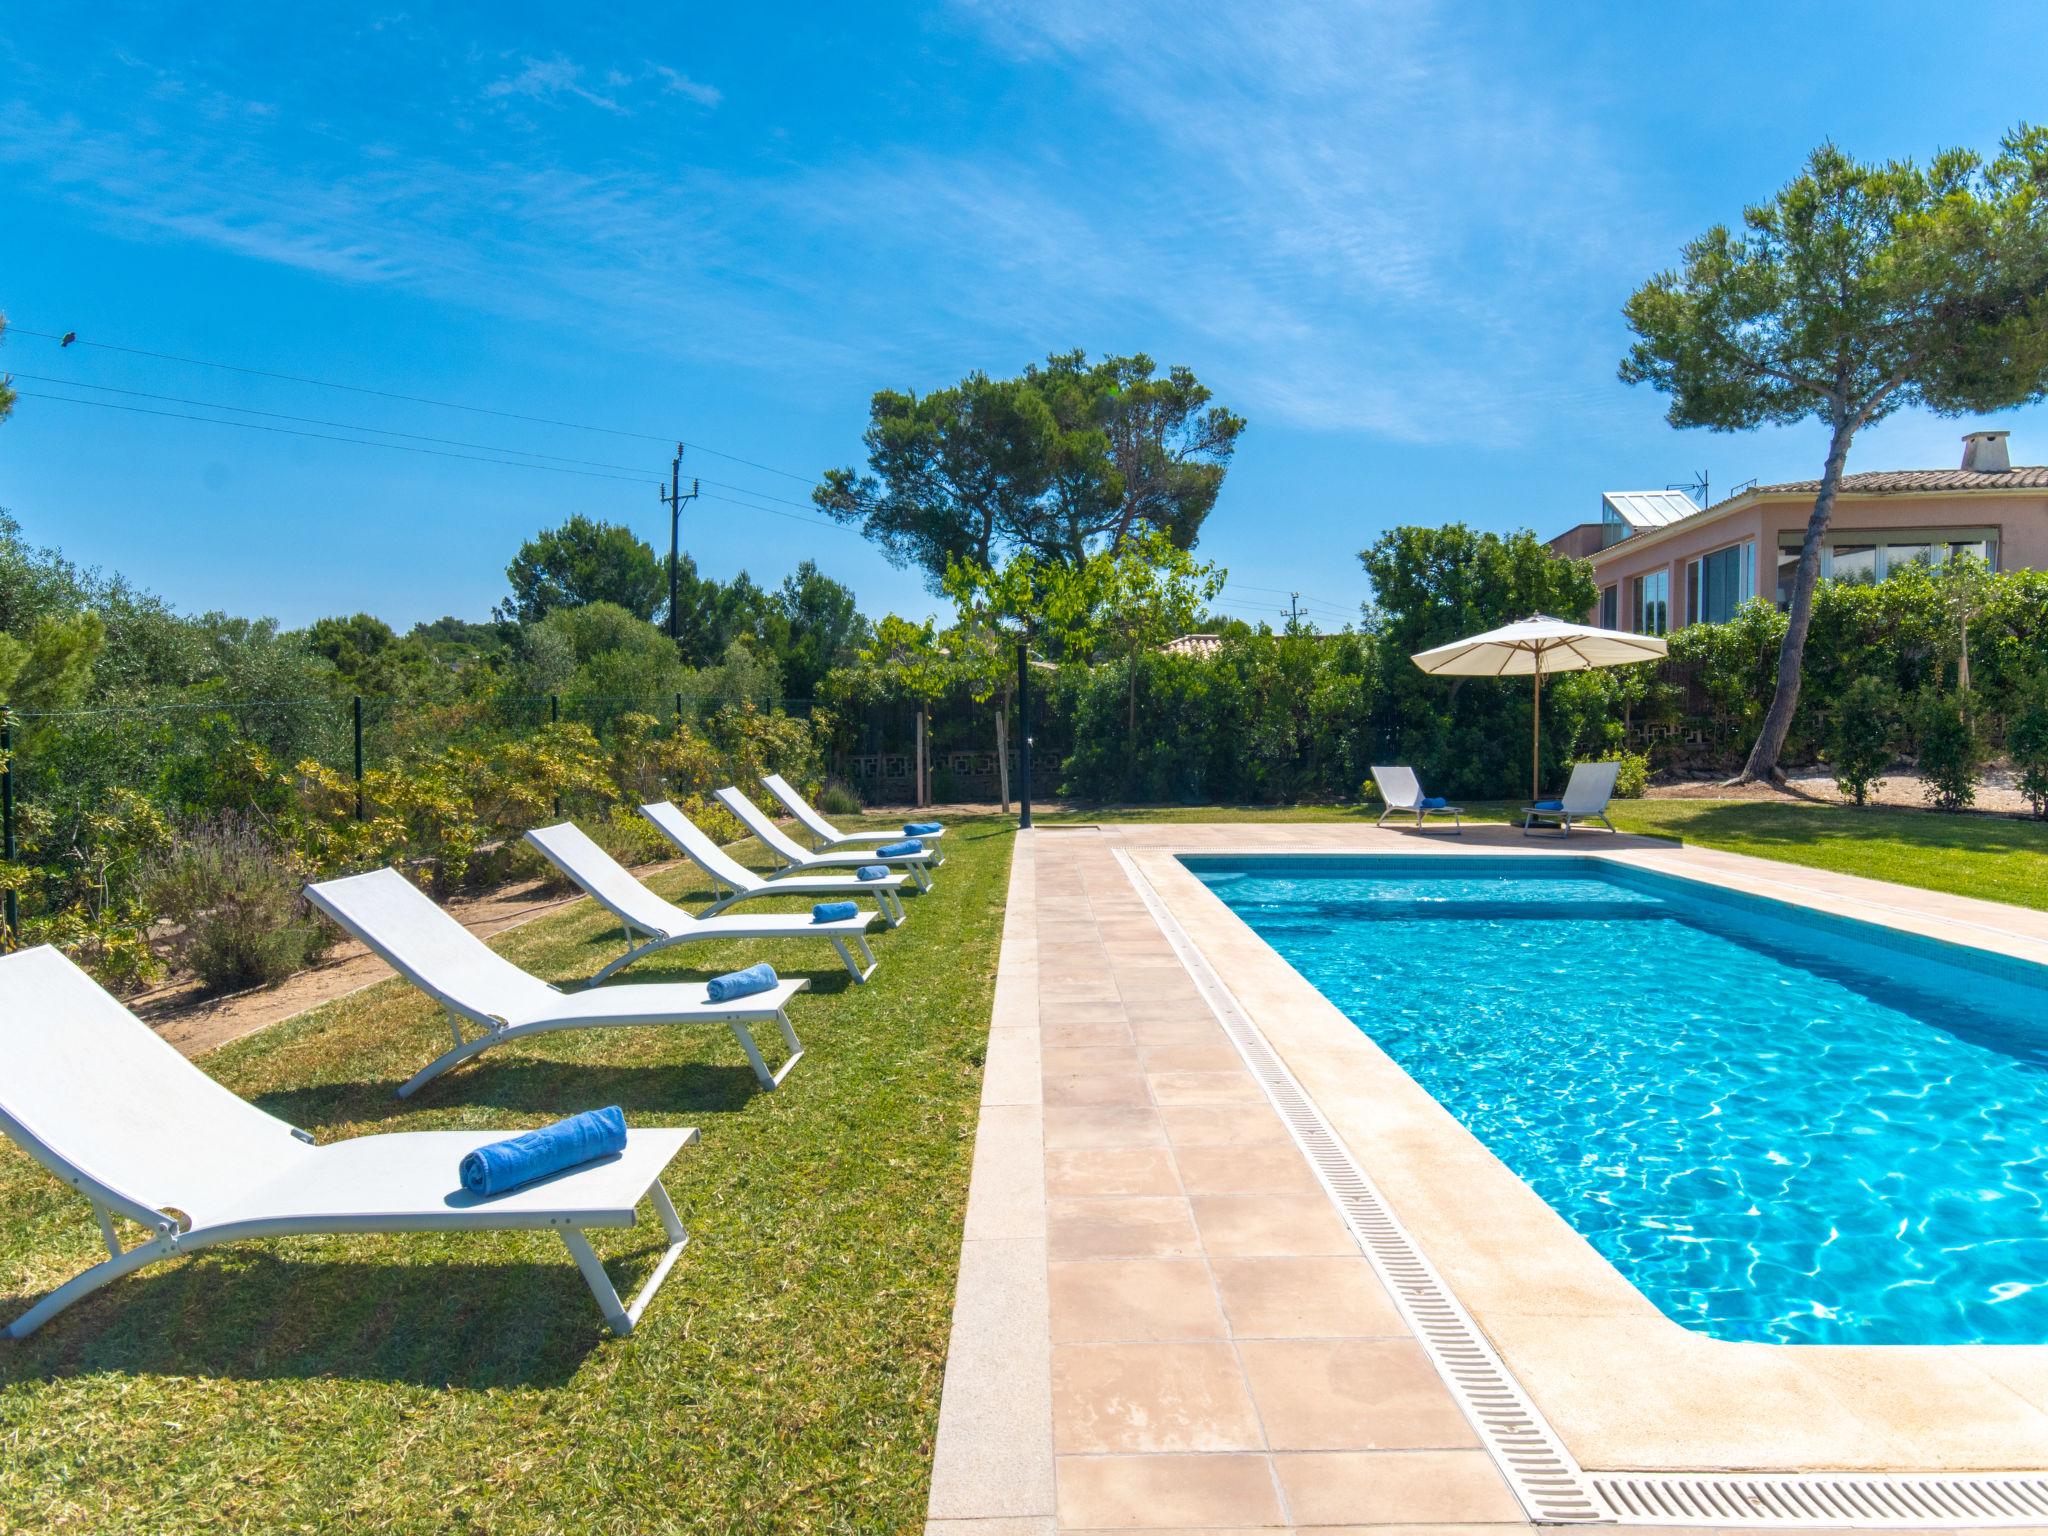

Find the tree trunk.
[
  {"left": 1738, "top": 415, "right": 1856, "bottom": 784},
  {"left": 995, "top": 697, "right": 1011, "bottom": 813},
  {"left": 1126, "top": 658, "right": 1138, "bottom": 759},
  {"left": 916, "top": 707, "right": 927, "bottom": 809}
]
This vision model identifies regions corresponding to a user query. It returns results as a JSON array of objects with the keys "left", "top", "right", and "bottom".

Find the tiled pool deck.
[{"left": 924, "top": 820, "right": 2048, "bottom": 1535}]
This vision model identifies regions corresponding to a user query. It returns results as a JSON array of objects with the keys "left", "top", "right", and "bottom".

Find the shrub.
[
  {"left": 1824, "top": 675, "right": 1898, "bottom": 806},
  {"left": 817, "top": 779, "right": 864, "bottom": 817},
  {"left": 145, "top": 814, "right": 333, "bottom": 993},
  {"left": 2008, "top": 680, "right": 2048, "bottom": 819},
  {"left": 1911, "top": 691, "right": 1982, "bottom": 812}
]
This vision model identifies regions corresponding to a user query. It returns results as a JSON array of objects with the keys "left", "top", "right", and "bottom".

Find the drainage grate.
[
  {"left": 1594, "top": 1474, "right": 2048, "bottom": 1526},
  {"left": 1114, "top": 850, "right": 1603, "bottom": 1525},
  {"left": 1113, "top": 850, "right": 2048, "bottom": 1529}
]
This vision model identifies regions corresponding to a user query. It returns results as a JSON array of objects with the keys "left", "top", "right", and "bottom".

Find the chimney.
[{"left": 1961, "top": 429, "right": 2011, "bottom": 473}]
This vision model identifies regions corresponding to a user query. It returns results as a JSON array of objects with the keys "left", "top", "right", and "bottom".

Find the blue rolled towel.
[
  {"left": 904, "top": 821, "right": 943, "bottom": 835},
  {"left": 811, "top": 900, "right": 858, "bottom": 923},
  {"left": 856, "top": 864, "right": 889, "bottom": 881},
  {"left": 876, "top": 839, "right": 923, "bottom": 857},
  {"left": 707, "top": 961, "right": 778, "bottom": 1002},
  {"left": 460, "top": 1106, "right": 626, "bottom": 1197},
  {"left": 1420, "top": 795, "right": 1447, "bottom": 809},
  {"left": 1532, "top": 800, "right": 1565, "bottom": 812}
]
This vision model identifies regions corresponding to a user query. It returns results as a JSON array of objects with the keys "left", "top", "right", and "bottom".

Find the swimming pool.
[{"left": 1187, "top": 854, "right": 2048, "bottom": 1347}]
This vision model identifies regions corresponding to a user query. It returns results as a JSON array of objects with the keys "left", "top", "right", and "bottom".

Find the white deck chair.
[
  {"left": 304, "top": 869, "right": 809, "bottom": 1097},
  {"left": 1370, "top": 765, "right": 1463, "bottom": 833},
  {"left": 0, "top": 945, "right": 698, "bottom": 1339},
  {"left": 639, "top": 801, "right": 909, "bottom": 926},
  {"left": 1522, "top": 760, "right": 1623, "bottom": 837},
  {"left": 713, "top": 786, "right": 936, "bottom": 892},
  {"left": 761, "top": 772, "right": 947, "bottom": 864},
  {"left": 524, "top": 822, "right": 881, "bottom": 984}
]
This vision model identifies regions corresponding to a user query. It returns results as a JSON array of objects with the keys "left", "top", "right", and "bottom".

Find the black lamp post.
[{"left": 1016, "top": 636, "right": 1033, "bottom": 830}]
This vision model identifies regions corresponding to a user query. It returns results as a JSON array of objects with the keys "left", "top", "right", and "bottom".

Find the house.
[
  {"left": 1551, "top": 431, "right": 2048, "bottom": 634},
  {"left": 1159, "top": 633, "right": 1224, "bottom": 658}
]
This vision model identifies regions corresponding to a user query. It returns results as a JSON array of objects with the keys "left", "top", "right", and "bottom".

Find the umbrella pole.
[{"left": 1531, "top": 652, "right": 1542, "bottom": 803}]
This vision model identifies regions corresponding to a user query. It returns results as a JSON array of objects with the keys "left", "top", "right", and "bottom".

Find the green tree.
[
  {"left": 771, "top": 561, "right": 868, "bottom": 700},
  {"left": 1620, "top": 128, "right": 2048, "bottom": 783},
  {"left": 499, "top": 515, "right": 665, "bottom": 623},
  {"left": 1825, "top": 675, "right": 1898, "bottom": 806},
  {"left": 817, "top": 352, "right": 1243, "bottom": 585},
  {"left": 943, "top": 553, "right": 1044, "bottom": 810},
  {"left": 858, "top": 615, "right": 954, "bottom": 807},
  {"left": 2009, "top": 679, "right": 2048, "bottom": 818},
  {"left": 303, "top": 613, "right": 438, "bottom": 699}
]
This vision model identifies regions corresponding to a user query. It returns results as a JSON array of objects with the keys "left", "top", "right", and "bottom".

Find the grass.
[
  {"left": 0, "top": 818, "right": 1013, "bottom": 1536},
  {"left": 1044, "top": 796, "right": 2048, "bottom": 913}
]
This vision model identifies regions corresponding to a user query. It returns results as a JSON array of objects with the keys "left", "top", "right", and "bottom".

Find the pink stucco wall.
[{"left": 1583, "top": 490, "right": 2048, "bottom": 628}]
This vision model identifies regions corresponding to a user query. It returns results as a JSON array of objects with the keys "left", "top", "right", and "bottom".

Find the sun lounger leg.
[
  {"left": 6, "top": 1227, "right": 181, "bottom": 1339},
  {"left": 560, "top": 1183, "right": 690, "bottom": 1338},
  {"left": 829, "top": 935, "right": 877, "bottom": 983},
  {"left": 727, "top": 1010, "right": 803, "bottom": 1090},
  {"left": 398, "top": 1026, "right": 503, "bottom": 1098},
  {"left": 909, "top": 863, "right": 932, "bottom": 892},
  {"left": 880, "top": 889, "right": 905, "bottom": 925}
]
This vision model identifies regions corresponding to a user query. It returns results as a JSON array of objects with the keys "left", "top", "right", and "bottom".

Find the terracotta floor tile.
[
  {"left": 1047, "top": 1145, "right": 1182, "bottom": 1198},
  {"left": 1049, "top": 1196, "right": 1201, "bottom": 1260},
  {"left": 1044, "top": 1105, "right": 1167, "bottom": 1149},
  {"left": 1160, "top": 1103, "right": 1291, "bottom": 1147},
  {"left": 1173, "top": 1143, "right": 1322, "bottom": 1197},
  {"left": 1055, "top": 1454, "right": 1283, "bottom": 1530},
  {"left": 1128, "top": 1015, "right": 1226, "bottom": 1046},
  {"left": 1049, "top": 1258, "right": 1228, "bottom": 1343},
  {"left": 1209, "top": 1257, "right": 1406, "bottom": 1338},
  {"left": 1148, "top": 1070, "right": 1266, "bottom": 1107},
  {"left": 1140, "top": 1043, "right": 1245, "bottom": 1073},
  {"left": 1042, "top": 1044, "right": 1145, "bottom": 1076},
  {"left": 1052, "top": 1341, "right": 1263, "bottom": 1453},
  {"left": 1043, "top": 1000, "right": 1132, "bottom": 1027},
  {"left": 1041, "top": 1019, "right": 1137, "bottom": 1050},
  {"left": 1237, "top": 1339, "right": 1476, "bottom": 1451},
  {"left": 1045, "top": 1073, "right": 1152, "bottom": 1108},
  {"left": 1191, "top": 1195, "right": 1357, "bottom": 1258},
  {"left": 1272, "top": 1450, "right": 1522, "bottom": 1525}
]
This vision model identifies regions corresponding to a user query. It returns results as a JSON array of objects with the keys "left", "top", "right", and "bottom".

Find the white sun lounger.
[
  {"left": 524, "top": 822, "right": 881, "bottom": 985},
  {"left": 1371, "top": 765, "right": 1463, "bottom": 833},
  {"left": 304, "top": 869, "right": 809, "bottom": 1097},
  {"left": 1522, "top": 760, "right": 1623, "bottom": 837},
  {"left": 713, "top": 786, "right": 936, "bottom": 891},
  {"left": 0, "top": 945, "right": 698, "bottom": 1339},
  {"left": 639, "top": 801, "right": 910, "bottom": 926},
  {"left": 761, "top": 772, "right": 947, "bottom": 864}
]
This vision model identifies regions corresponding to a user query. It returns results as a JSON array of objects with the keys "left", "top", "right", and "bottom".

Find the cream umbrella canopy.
[{"left": 1409, "top": 616, "right": 1668, "bottom": 802}]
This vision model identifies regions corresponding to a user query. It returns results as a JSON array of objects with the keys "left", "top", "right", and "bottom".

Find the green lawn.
[
  {"left": 0, "top": 819, "right": 1012, "bottom": 1535},
  {"left": 1045, "top": 797, "right": 2048, "bottom": 913}
]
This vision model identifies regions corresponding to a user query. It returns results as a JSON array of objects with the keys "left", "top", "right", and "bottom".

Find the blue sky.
[{"left": 2, "top": 1, "right": 2044, "bottom": 635}]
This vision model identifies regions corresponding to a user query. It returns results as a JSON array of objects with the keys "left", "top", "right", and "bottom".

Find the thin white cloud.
[
  {"left": 484, "top": 55, "right": 627, "bottom": 115},
  {"left": 649, "top": 64, "right": 721, "bottom": 108}
]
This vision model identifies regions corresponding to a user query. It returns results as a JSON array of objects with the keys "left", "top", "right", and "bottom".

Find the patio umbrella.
[{"left": 1409, "top": 615, "right": 1667, "bottom": 802}]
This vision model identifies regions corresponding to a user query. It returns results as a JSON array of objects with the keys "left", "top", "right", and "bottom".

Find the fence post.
[
  {"left": 549, "top": 694, "right": 561, "bottom": 818},
  {"left": 1016, "top": 640, "right": 1033, "bottom": 830},
  {"left": 2, "top": 708, "right": 16, "bottom": 941},
  {"left": 352, "top": 695, "right": 365, "bottom": 821}
]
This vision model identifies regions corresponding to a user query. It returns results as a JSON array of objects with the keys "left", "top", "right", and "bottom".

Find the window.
[
  {"left": 1630, "top": 570, "right": 1668, "bottom": 635},
  {"left": 1689, "top": 541, "right": 1754, "bottom": 625},
  {"left": 1775, "top": 527, "right": 2000, "bottom": 604},
  {"left": 1599, "top": 585, "right": 1618, "bottom": 629}
]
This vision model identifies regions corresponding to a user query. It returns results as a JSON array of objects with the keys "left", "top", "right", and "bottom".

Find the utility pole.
[
  {"left": 661, "top": 444, "right": 700, "bottom": 645},
  {"left": 1286, "top": 592, "right": 1304, "bottom": 631}
]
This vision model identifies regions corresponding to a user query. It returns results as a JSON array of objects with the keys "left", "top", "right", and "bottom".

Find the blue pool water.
[{"left": 1188, "top": 855, "right": 2048, "bottom": 1346}]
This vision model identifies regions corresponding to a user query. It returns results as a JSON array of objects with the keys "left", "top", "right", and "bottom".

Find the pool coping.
[{"left": 1123, "top": 826, "right": 2048, "bottom": 1475}]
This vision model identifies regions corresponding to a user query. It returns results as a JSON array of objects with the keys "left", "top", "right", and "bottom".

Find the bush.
[
  {"left": 1911, "top": 692, "right": 1983, "bottom": 812},
  {"left": 817, "top": 779, "right": 863, "bottom": 817},
  {"left": 2008, "top": 680, "right": 2048, "bottom": 819},
  {"left": 145, "top": 814, "right": 333, "bottom": 993},
  {"left": 1593, "top": 751, "right": 1650, "bottom": 799},
  {"left": 1824, "top": 675, "right": 1898, "bottom": 806}
]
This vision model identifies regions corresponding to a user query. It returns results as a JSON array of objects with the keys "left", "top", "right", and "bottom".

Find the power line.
[
  {"left": 2, "top": 323, "right": 821, "bottom": 484},
  {"left": 9, "top": 372, "right": 660, "bottom": 475},
  {"left": 12, "top": 391, "right": 657, "bottom": 485}
]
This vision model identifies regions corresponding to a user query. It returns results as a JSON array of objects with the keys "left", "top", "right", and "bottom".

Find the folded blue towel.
[
  {"left": 904, "top": 821, "right": 943, "bottom": 835},
  {"left": 856, "top": 864, "right": 889, "bottom": 881},
  {"left": 811, "top": 900, "right": 859, "bottom": 923},
  {"left": 875, "top": 839, "right": 923, "bottom": 857},
  {"left": 707, "top": 962, "right": 779, "bottom": 1002},
  {"left": 1420, "top": 796, "right": 1447, "bottom": 809},
  {"left": 460, "top": 1106, "right": 626, "bottom": 1198},
  {"left": 1532, "top": 800, "right": 1564, "bottom": 812}
]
